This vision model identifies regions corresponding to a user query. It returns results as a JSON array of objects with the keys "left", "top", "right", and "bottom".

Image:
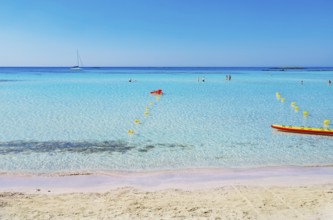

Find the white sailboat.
[{"left": 71, "top": 50, "right": 83, "bottom": 70}]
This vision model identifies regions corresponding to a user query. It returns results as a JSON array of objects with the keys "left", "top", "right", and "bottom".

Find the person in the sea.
[
  {"left": 228, "top": 75, "right": 231, "bottom": 80},
  {"left": 202, "top": 77, "right": 205, "bottom": 82},
  {"left": 129, "top": 78, "right": 132, "bottom": 82},
  {"left": 301, "top": 80, "right": 303, "bottom": 85},
  {"left": 329, "top": 80, "right": 331, "bottom": 85}
]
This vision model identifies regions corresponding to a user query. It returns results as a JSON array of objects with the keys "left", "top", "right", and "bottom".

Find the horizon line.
[{"left": 0, "top": 66, "right": 333, "bottom": 68}]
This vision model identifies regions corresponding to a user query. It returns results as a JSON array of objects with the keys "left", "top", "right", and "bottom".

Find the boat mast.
[{"left": 76, "top": 49, "right": 79, "bottom": 67}]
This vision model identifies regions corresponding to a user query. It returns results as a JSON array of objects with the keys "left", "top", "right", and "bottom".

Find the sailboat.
[{"left": 71, "top": 50, "right": 83, "bottom": 70}]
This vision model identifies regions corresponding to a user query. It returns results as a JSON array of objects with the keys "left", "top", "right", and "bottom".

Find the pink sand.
[{"left": 1, "top": 166, "right": 333, "bottom": 194}]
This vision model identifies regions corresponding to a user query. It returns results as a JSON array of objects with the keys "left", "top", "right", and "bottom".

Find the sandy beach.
[{"left": 1, "top": 167, "right": 333, "bottom": 219}]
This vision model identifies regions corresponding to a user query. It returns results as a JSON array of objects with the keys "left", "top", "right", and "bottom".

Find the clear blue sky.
[{"left": 0, "top": 0, "right": 332, "bottom": 67}]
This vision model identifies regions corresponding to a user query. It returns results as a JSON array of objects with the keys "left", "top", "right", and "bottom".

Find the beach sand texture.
[{"left": 1, "top": 185, "right": 333, "bottom": 220}]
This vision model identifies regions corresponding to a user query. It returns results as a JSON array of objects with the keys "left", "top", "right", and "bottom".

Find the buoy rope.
[
  {"left": 128, "top": 92, "right": 162, "bottom": 137},
  {"left": 275, "top": 92, "right": 331, "bottom": 126}
]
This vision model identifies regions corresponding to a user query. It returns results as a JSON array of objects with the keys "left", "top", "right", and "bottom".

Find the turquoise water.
[{"left": 0, "top": 67, "right": 333, "bottom": 174}]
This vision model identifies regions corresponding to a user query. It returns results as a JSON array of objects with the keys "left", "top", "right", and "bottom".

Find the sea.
[{"left": 0, "top": 67, "right": 333, "bottom": 174}]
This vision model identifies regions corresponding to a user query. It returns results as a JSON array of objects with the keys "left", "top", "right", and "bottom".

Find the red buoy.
[{"left": 150, "top": 89, "right": 162, "bottom": 95}]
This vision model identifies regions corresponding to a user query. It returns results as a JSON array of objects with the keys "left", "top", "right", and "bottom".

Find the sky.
[{"left": 0, "top": 0, "right": 332, "bottom": 67}]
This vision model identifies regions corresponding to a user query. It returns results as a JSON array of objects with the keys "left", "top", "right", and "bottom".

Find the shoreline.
[{"left": 1, "top": 166, "right": 333, "bottom": 193}]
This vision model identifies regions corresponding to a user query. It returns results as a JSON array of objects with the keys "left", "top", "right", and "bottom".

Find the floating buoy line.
[
  {"left": 273, "top": 92, "right": 331, "bottom": 135},
  {"left": 128, "top": 89, "right": 163, "bottom": 137}
]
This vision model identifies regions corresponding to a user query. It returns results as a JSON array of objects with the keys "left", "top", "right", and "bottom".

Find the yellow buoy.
[
  {"left": 323, "top": 120, "right": 330, "bottom": 125},
  {"left": 280, "top": 98, "right": 285, "bottom": 102},
  {"left": 144, "top": 111, "right": 149, "bottom": 116},
  {"left": 134, "top": 119, "right": 140, "bottom": 124},
  {"left": 149, "top": 101, "right": 153, "bottom": 105},
  {"left": 291, "top": 102, "right": 296, "bottom": 106},
  {"left": 145, "top": 106, "right": 149, "bottom": 110},
  {"left": 303, "top": 111, "right": 308, "bottom": 117},
  {"left": 128, "top": 129, "right": 134, "bottom": 134},
  {"left": 294, "top": 106, "right": 299, "bottom": 112}
]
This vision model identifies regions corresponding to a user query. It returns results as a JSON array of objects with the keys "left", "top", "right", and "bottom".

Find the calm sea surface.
[{"left": 0, "top": 67, "right": 333, "bottom": 174}]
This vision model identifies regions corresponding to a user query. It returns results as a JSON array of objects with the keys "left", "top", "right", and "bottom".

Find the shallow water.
[{"left": 0, "top": 67, "right": 333, "bottom": 174}]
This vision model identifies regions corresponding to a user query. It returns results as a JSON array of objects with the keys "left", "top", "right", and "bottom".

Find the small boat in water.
[
  {"left": 271, "top": 124, "right": 333, "bottom": 136},
  {"left": 71, "top": 50, "right": 83, "bottom": 70}
]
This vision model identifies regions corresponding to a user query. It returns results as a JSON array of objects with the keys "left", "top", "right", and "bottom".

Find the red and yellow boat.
[{"left": 271, "top": 124, "right": 333, "bottom": 136}]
